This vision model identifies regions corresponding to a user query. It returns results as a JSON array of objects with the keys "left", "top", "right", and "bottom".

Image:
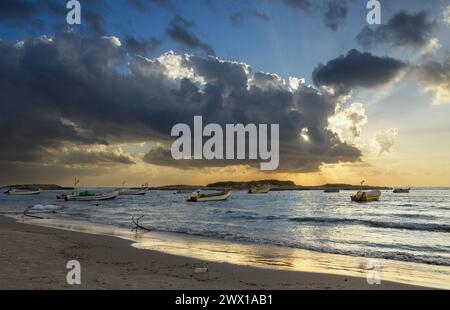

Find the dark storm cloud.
[
  {"left": 312, "top": 49, "right": 406, "bottom": 93},
  {"left": 0, "top": 33, "right": 119, "bottom": 164},
  {"left": 356, "top": 11, "right": 436, "bottom": 49},
  {"left": 166, "top": 15, "right": 216, "bottom": 56},
  {"left": 279, "top": 0, "right": 311, "bottom": 11},
  {"left": 0, "top": 0, "right": 106, "bottom": 36},
  {"left": 230, "top": 10, "right": 270, "bottom": 27},
  {"left": 143, "top": 147, "right": 236, "bottom": 169},
  {"left": 418, "top": 59, "right": 450, "bottom": 105},
  {"left": 0, "top": 0, "right": 40, "bottom": 25},
  {"left": 134, "top": 55, "right": 361, "bottom": 172},
  {"left": 419, "top": 61, "right": 450, "bottom": 85},
  {"left": 277, "top": 0, "right": 349, "bottom": 31},
  {"left": 323, "top": 0, "right": 348, "bottom": 31},
  {"left": 128, "top": 0, "right": 175, "bottom": 12},
  {"left": 57, "top": 149, "right": 135, "bottom": 166},
  {"left": 0, "top": 0, "right": 59, "bottom": 29},
  {"left": 83, "top": 10, "right": 106, "bottom": 36},
  {"left": 0, "top": 161, "right": 124, "bottom": 185},
  {"left": 0, "top": 30, "right": 361, "bottom": 173},
  {"left": 124, "top": 36, "right": 161, "bottom": 55}
]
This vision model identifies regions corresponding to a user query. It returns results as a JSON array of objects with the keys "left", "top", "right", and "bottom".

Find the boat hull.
[
  {"left": 351, "top": 190, "right": 381, "bottom": 202},
  {"left": 119, "top": 190, "right": 147, "bottom": 196},
  {"left": 248, "top": 188, "right": 270, "bottom": 194},
  {"left": 7, "top": 190, "right": 41, "bottom": 196},
  {"left": 61, "top": 191, "right": 120, "bottom": 201},
  {"left": 324, "top": 188, "right": 340, "bottom": 193},
  {"left": 393, "top": 188, "right": 410, "bottom": 193},
  {"left": 188, "top": 191, "right": 231, "bottom": 202}
]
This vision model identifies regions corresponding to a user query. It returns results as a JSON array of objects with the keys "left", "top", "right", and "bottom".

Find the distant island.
[
  {"left": 1, "top": 184, "right": 74, "bottom": 190},
  {"left": 1, "top": 181, "right": 390, "bottom": 191},
  {"left": 150, "top": 180, "right": 390, "bottom": 191}
]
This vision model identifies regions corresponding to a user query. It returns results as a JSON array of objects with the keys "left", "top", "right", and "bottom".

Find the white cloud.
[
  {"left": 300, "top": 127, "right": 310, "bottom": 142},
  {"left": 328, "top": 102, "right": 368, "bottom": 142},
  {"left": 101, "top": 36, "right": 122, "bottom": 47},
  {"left": 419, "top": 61, "right": 450, "bottom": 105},
  {"left": 423, "top": 84, "right": 450, "bottom": 105},
  {"left": 420, "top": 37, "right": 441, "bottom": 56},
  {"left": 289, "top": 77, "right": 305, "bottom": 91},
  {"left": 55, "top": 145, "right": 136, "bottom": 168},
  {"left": 375, "top": 128, "right": 398, "bottom": 156},
  {"left": 129, "top": 51, "right": 206, "bottom": 85},
  {"left": 442, "top": 5, "right": 450, "bottom": 25}
]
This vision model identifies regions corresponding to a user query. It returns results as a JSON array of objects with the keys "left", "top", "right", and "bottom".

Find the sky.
[{"left": 0, "top": 0, "right": 449, "bottom": 187}]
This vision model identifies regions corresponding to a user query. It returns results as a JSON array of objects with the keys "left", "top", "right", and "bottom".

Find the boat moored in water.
[
  {"left": 324, "top": 188, "right": 340, "bottom": 193},
  {"left": 119, "top": 189, "right": 147, "bottom": 196},
  {"left": 248, "top": 186, "right": 270, "bottom": 194},
  {"left": 393, "top": 188, "right": 411, "bottom": 193},
  {"left": 57, "top": 190, "right": 119, "bottom": 201},
  {"left": 187, "top": 190, "right": 231, "bottom": 202},
  {"left": 118, "top": 181, "right": 148, "bottom": 196},
  {"left": 351, "top": 190, "right": 381, "bottom": 202},
  {"left": 5, "top": 189, "right": 41, "bottom": 196}
]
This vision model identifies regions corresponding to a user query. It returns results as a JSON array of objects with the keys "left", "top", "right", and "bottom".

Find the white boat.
[
  {"left": 57, "top": 190, "right": 119, "bottom": 201},
  {"left": 119, "top": 189, "right": 147, "bottom": 196},
  {"left": 351, "top": 180, "right": 381, "bottom": 202},
  {"left": 351, "top": 190, "right": 381, "bottom": 202},
  {"left": 187, "top": 190, "right": 231, "bottom": 202},
  {"left": 119, "top": 181, "right": 148, "bottom": 196},
  {"left": 5, "top": 189, "right": 41, "bottom": 195}
]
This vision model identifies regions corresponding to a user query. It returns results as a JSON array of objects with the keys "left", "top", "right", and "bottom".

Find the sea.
[{"left": 1, "top": 188, "right": 450, "bottom": 288}]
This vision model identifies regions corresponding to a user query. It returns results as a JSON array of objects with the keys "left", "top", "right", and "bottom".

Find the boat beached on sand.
[
  {"left": 57, "top": 190, "right": 119, "bottom": 201},
  {"left": 5, "top": 189, "right": 41, "bottom": 195},
  {"left": 187, "top": 190, "right": 231, "bottom": 202}
]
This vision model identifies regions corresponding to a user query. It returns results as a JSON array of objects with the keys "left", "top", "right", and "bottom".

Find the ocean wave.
[
  {"left": 288, "top": 217, "right": 450, "bottom": 233},
  {"left": 224, "top": 210, "right": 284, "bottom": 221},
  {"left": 392, "top": 213, "right": 438, "bottom": 220},
  {"left": 142, "top": 225, "right": 450, "bottom": 266},
  {"left": 434, "top": 206, "right": 450, "bottom": 211}
]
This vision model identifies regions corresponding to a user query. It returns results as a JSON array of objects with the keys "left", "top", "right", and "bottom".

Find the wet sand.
[{"left": 0, "top": 215, "right": 427, "bottom": 290}]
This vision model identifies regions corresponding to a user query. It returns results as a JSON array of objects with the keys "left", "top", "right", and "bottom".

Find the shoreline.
[{"left": 0, "top": 215, "right": 434, "bottom": 290}]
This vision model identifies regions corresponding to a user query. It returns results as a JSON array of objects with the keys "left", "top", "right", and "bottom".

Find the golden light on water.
[{"left": 17, "top": 216, "right": 450, "bottom": 289}]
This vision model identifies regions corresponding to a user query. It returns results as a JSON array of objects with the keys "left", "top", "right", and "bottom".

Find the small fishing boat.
[
  {"left": 57, "top": 190, "right": 119, "bottom": 201},
  {"left": 351, "top": 190, "right": 381, "bottom": 202},
  {"left": 248, "top": 186, "right": 270, "bottom": 194},
  {"left": 351, "top": 180, "right": 381, "bottom": 202},
  {"left": 5, "top": 189, "right": 41, "bottom": 195},
  {"left": 119, "top": 189, "right": 147, "bottom": 196},
  {"left": 187, "top": 190, "right": 231, "bottom": 202},
  {"left": 118, "top": 181, "right": 147, "bottom": 195},
  {"left": 324, "top": 188, "right": 340, "bottom": 193},
  {"left": 393, "top": 188, "right": 410, "bottom": 193}
]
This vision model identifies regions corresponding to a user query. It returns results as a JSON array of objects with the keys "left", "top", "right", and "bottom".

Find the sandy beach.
[{"left": 0, "top": 215, "right": 428, "bottom": 290}]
